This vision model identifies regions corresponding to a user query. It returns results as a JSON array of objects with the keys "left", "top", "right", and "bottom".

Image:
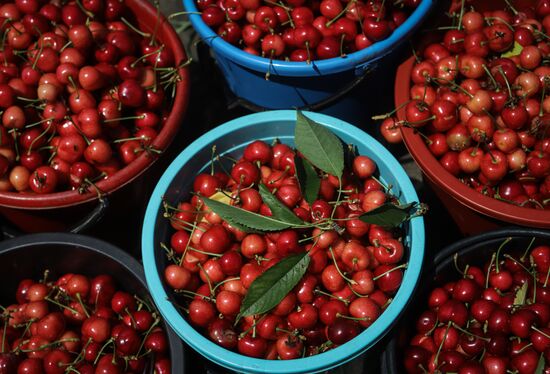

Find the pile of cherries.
[
  {"left": 161, "top": 138, "right": 411, "bottom": 359},
  {"left": 196, "top": 0, "right": 421, "bottom": 61},
  {"left": 403, "top": 240, "right": 550, "bottom": 373},
  {"left": 0, "top": 272, "right": 171, "bottom": 374},
  {"left": 0, "top": 0, "right": 180, "bottom": 195},
  {"left": 380, "top": 0, "right": 550, "bottom": 209}
]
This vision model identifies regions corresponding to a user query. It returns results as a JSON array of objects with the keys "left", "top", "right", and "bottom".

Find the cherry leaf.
[
  {"left": 513, "top": 281, "right": 528, "bottom": 306},
  {"left": 294, "top": 156, "right": 321, "bottom": 205},
  {"left": 359, "top": 202, "right": 418, "bottom": 228},
  {"left": 535, "top": 354, "right": 544, "bottom": 374},
  {"left": 501, "top": 41, "right": 523, "bottom": 58},
  {"left": 295, "top": 111, "right": 344, "bottom": 179},
  {"left": 201, "top": 196, "right": 299, "bottom": 232},
  {"left": 237, "top": 252, "right": 310, "bottom": 321},
  {"left": 258, "top": 183, "right": 304, "bottom": 225}
]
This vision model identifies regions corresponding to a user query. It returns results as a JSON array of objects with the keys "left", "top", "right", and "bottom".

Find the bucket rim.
[
  {"left": 142, "top": 110, "right": 425, "bottom": 373},
  {"left": 183, "top": 0, "right": 434, "bottom": 76},
  {"left": 396, "top": 56, "right": 550, "bottom": 228}
]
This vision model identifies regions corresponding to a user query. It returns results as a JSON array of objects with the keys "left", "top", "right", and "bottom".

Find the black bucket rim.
[
  {"left": 381, "top": 226, "right": 550, "bottom": 373},
  {"left": 0, "top": 232, "right": 185, "bottom": 374}
]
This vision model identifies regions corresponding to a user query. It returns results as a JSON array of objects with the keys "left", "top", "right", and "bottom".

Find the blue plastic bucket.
[
  {"left": 142, "top": 110, "right": 425, "bottom": 373},
  {"left": 184, "top": 0, "right": 434, "bottom": 112}
]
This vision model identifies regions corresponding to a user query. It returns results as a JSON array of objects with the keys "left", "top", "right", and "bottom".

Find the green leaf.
[
  {"left": 513, "top": 281, "right": 528, "bottom": 306},
  {"left": 501, "top": 41, "right": 523, "bottom": 58},
  {"left": 294, "top": 156, "right": 321, "bottom": 205},
  {"left": 535, "top": 354, "right": 545, "bottom": 374},
  {"left": 237, "top": 252, "right": 310, "bottom": 321},
  {"left": 201, "top": 196, "right": 299, "bottom": 232},
  {"left": 359, "top": 202, "right": 417, "bottom": 228},
  {"left": 295, "top": 111, "right": 344, "bottom": 179},
  {"left": 258, "top": 184, "right": 303, "bottom": 225}
]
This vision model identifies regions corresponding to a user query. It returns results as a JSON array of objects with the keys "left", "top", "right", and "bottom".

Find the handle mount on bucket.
[{"left": 227, "top": 65, "right": 375, "bottom": 113}]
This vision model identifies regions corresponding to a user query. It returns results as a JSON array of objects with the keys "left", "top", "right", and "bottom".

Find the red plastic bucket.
[
  {"left": 396, "top": 56, "right": 550, "bottom": 234},
  {"left": 0, "top": 0, "right": 190, "bottom": 233}
]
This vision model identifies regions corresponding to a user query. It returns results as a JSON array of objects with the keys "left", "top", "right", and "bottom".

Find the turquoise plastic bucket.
[
  {"left": 183, "top": 0, "right": 434, "bottom": 112},
  {"left": 142, "top": 110, "right": 425, "bottom": 373}
]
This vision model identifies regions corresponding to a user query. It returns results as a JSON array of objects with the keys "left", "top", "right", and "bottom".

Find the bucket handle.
[
  {"left": 1, "top": 197, "right": 110, "bottom": 239},
  {"left": 227, "top": 64, "right": 374, "bottom": 112},
  {"left": 69, "top": 197, "right": 109, "bottom": 234}
]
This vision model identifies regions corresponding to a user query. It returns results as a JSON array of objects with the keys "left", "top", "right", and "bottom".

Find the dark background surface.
[{"left": 0, "top": 1, "right": 464, "bottom": 372}]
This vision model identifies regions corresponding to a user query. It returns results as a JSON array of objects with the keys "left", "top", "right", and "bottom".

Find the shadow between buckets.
[
  {"left": 380, "top": 227, "right": 550, "bottom": 373},
  {"left": 0, "top": 233, "right": 185, "bottom": 374}
]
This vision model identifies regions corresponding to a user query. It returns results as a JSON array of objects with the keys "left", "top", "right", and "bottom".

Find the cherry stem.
[
  {"left": 453, "top": 253, "right": 468, "bottom": 277},
  {"left": 543, "top": 265, "right": 550, "bottom": 288},
  {"left": 330, "top": 177, "right": 343, "bottom": 220},
  {"left": 68, "top": 76, "right": 79, "bottom": 99},
  {"left": 326, "top": 1, "right": 353, "bottom": 27},
  {"left": 1, "top": 317, "right": 7, "bottom": 353},
  {"left": 212, "top": 277, "right": 240, "bottom": 294},
  {"left": 210, "top": 145, "right": 217, "bottom": 175},
  {"left": 265, "top": 51, "right": 274, "bottom": 81},
  {"left": 457, "top": 0, "right": 465, "bottom": 30},
  {"left": 335, "top": 313, "right": 370, "bottom": 322},
  {"left": 20, "top": 338, "right": 79, "bottom": 353},
  {"left": 160, "top": 242, "right": 180, "bottom": 265},
  {"left": 136, "top": 317, "right": 160, "bottom": 357},
  {"left": 495, "top": 237, "right": 512, "bottom": 273},
  {"left": 503, "top": 0, "right": 518, "bottom": 15},
  {"left": 370, "top": 175, "right": 394, "bottom": 195},
  {"left": 180, "top": 202, "right": 203, "bottom": 266},
  {"left": 282, "top": 3, "right": 295, "bottom": 28},
  {"left": 168, "top": 11, "right": 202, "bottom": 19},
  {"left": 376, "top": 0, "right": 386, "bottom": 22},
  {"left": 502, "top": 254, "right": 533, "bottom": 275},
  {"left": 430, "top": 76, "right": 473, "bottom": 99},
  {"left": 43, "top": 296, "right": 78, "bottom": 314},
  {"left": 75, "top": 0, "right": 94, "bottom": 17},
  {"left": 104, "top": 115, "right": 145, "bottom": 124},
  {"left": 482, "top": 64, "right": 499, "bottom": 90},
  {"left": 372, "top": 263, "right": 408, "bottom": 281},
  {"left": 314, "top": 288, "right": 350, "bottom": 305},
  {"left": 485, "top": 253, "right": 496, "bottom": 288},
  {"left": 188, "top": 246, "right": 223, "bottom": 258},
  {"left": 31, "top": 42, "right": 44, "bottom": 71},
  {"left": 177, "top": 289, "right": 215, "bottom": 303},
  {"left": 433, "top": 321, "right": 452, "bottom": 368},
  {"left": 339, "top": 34, "right": 346, "bottom": 58},
  {"left": 298, "top": 230, "right": 325, "bottom": 244},
  {"left": 132, "top": 46, "right": 164, "bottom": 68},
  {"left": 75, "top": 294, "right": 90, "bottom": 318},
  {"left": 328, "top": 246, "right": 357, "bottom": 285},
  {"left": 484, "top": 17, "right": 514, "bottom": 31},
  {"left": 93, "top": 338, "right": 114, "bottom": 365},
  {"left": 451, "top": 322, "right": 490, "bottom": 342},
  {"left": 264, "top": 0, "right": 291, "bottom": 10},
  {"left": 497, "top": 66, "right": 514, "bottom": 99},
  {"left": 27, "top": 123, "right": 53, "bottom": 155},
  {"left": 520, "top": 237, "right": 537, "bottom": 263},
  {"left": 539, "top": 79, "right": 548, "bottom": 117},
  {"left": 197, "top": 263, "right": 215, "bottom": 296},
  {"left": 120, "top": 17, "right": 151, "bottom": 38},
  {"left": 238, "top": 315, "right": 266, "bottom": 336},
  {"left": 531, "top": 326, "right": 550, "bottom": 339}
]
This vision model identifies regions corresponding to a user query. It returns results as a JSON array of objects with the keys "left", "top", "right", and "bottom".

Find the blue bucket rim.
[
  {"left": 183, "top": 0, "right": 434, "bottom": 76},
  {"left": 142, "top": 110, "right": 425, "bottom": 373}
]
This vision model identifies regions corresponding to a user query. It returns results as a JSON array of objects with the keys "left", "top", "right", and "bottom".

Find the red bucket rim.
[
  {"left": 396, "top": 56, "right": 550, "bottom": 228},
  {"left": 0, "top": 0, "right": 190, "bottom": 210}
]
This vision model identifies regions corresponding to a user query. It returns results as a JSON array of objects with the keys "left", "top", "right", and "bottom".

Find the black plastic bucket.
[
  {"left": 381, "top": 227, "right": 550, "bottom": 373},
  {"left": 0, "top": 233, "right": 185, "bottom": 374}
]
